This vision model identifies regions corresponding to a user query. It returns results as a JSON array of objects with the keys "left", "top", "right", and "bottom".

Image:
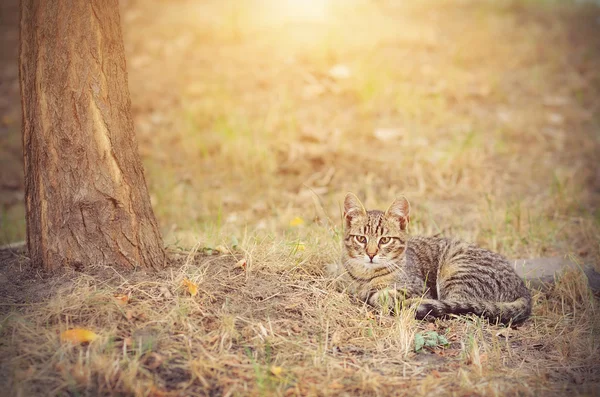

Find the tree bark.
[{"left": 19, "top": 0, "right": 165, "bottom": 271}]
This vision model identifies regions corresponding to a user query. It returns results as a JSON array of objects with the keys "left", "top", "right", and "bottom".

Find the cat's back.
[
  {"left": 407, "top": 234, "right": 529, "bottom": 302},
  {"left": 406, "top": 235, "right": 516, "bottom": 272}
]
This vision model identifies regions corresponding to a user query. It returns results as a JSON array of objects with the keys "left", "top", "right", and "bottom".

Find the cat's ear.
[
  {"left": 344, "top": 193, "right": 366, "bottom": 222},
  {"left": 385, "top": 196, "right": 410, "bottom": 231}
]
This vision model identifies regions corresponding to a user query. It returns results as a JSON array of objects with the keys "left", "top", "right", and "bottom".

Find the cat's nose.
[{"left": 367, "top": 253, "right": 376, "bottom": 262}]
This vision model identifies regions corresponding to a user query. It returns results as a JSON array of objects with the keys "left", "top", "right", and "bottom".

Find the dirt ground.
[{"left": 1, "top": 0, "right": 600, "bottom": 396}]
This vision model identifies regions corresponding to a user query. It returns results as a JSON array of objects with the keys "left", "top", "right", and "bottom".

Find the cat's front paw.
[
  {"left": 366, "top": 288, "right": 400, "bottom": 312},
  {"left": 365, "top": 288, "right": 419, "bottom": 314}
]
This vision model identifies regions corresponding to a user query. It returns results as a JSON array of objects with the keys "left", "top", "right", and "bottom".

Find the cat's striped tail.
[{"left": 412, "top": 297, "right": 532, "bottom": 324}]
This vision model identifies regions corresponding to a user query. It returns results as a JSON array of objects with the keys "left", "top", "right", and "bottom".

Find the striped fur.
[{"left": 337, "top": 193, "right": 532, "bottom": 324}]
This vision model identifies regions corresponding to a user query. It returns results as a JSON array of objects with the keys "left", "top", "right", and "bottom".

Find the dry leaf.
[
  {"left": 60, "top": 328, "right": 99, "bottom": 344},
  {"left": 270, "top": 365, "right": 283, "bottom": 377},
  {"left": 182, "top": 278, "right": 198, "bottom": 296},
  {"left": 114, "top": 294, "right": 129, "bottom": 306},
  {"left": 289, "top": 217, "right": 305, "bottom": 227},
  {"left": 236, "top": 258, "right": 247, "bottom": 270},
  {"left": 295, "top": 242, "right": 306, "bottom": 251},
  {"left": 215, "top": 245, "right": 227, "bottom": 253}
]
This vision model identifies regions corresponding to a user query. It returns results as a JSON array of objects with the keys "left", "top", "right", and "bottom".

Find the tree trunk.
[{"left": 19, "top": 0, "right": 165, "bottom": 271}]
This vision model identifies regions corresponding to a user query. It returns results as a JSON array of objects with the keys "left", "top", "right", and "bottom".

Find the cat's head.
[{"left": 342, "top": 193, "right": 410, "bottom": 267}]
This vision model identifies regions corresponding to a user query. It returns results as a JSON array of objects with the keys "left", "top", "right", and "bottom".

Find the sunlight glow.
[{"left": 278, "top": 0, "right": 330, "bottom": 21}]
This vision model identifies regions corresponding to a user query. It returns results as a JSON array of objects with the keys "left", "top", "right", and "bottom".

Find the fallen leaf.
[
  {"left": 60, "top": 328, "right": 99, "bottom": 344},
  {"left": 295, "top": 242, "right": 306, "bottom": 251},
  {"left": 270, "top": 365, "right": 283, "bottom": 377},
  {"left": 113, "top": 294, "right": 129, "bottom": 306},
  {"left": 215, "top": 245, "right": 227, "bottom": 253},
  {"left": 182, "top": 278, "right": 198, "bottom": 296},
  {"left": 236, "top": 258, "right": 247, "bottom": 270},
  {"left": 289, "top": 217, "right": 305, "bottom": 227}
]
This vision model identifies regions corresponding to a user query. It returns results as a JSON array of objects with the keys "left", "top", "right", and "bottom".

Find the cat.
[{"left": 334, "top": 193, "right": 532, "bottom": 324}]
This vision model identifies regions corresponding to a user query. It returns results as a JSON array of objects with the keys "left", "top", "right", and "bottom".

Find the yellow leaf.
[
  {"left": 270, "top": 365, "right": 283, "bottom": 377},
  {"left": 295, "top": 242, "right": 306, "bottom": 251},
  {"left": 114, "top": 294, "right": 129, "bottom": 306},
  {"left": 60, "top": 328, "right": 99, "bottom": 344},
  {"left": 182, "top": 278, "right": 198, "bottom": 296},
  {"left": 289, "top": 217, "right": 304, "bottom": 227}
]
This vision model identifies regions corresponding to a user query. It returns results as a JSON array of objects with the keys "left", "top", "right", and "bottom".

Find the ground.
[{"left": 1, "top": 0, "right": 600, "bottom": 395}]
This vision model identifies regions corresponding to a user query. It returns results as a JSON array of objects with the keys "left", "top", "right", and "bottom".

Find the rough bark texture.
[{"left": 19, "top": 0, "right": 165, "bottom": 271}]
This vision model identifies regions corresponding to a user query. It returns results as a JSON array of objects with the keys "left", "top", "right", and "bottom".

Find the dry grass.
[
  {"left": 1, "top": 0, "right": 600, "bottom": 395},
  {"left": 1, "top": 244, "right": 599, "bottom": 396}
]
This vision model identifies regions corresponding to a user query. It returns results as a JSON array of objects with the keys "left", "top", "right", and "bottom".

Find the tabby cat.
[{"left": 336, "top": 193, "right": 532, "bottom": 324}]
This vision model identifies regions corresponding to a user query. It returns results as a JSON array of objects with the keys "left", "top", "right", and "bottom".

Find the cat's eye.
[
  {"left": 354, "top": 235, "right": 367, "bottom": 244},
  {"left": 379, "top": 237, "right": 391, "bottom": 245}
]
